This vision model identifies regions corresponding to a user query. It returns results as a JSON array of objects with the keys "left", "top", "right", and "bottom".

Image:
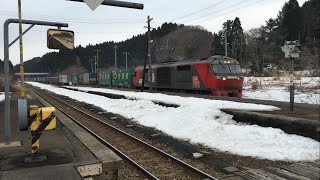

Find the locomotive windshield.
[{"left": 212, "top": 63, "right": 242, "bottom": 76}]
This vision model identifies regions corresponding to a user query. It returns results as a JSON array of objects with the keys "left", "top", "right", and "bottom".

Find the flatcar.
[{"left": 133, "top": 55, "right": 243, "bottom": 97}]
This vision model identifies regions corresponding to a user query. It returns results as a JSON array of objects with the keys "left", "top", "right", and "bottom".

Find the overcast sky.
[{"left": 0, "top": 0, "right": 307, "bottom": 66}]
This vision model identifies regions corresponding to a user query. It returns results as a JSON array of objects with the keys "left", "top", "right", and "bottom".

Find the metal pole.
[
  {"left": 4, "top": 20, "right": 11, "bottom": 145},
  {"left": 90, "top": 59, "right": 93, "bottom": 73},
  {"left": 147, "top": 15, "right": 153, "bottom": 92},
  {"left": 123, "top": 52, "right": 129, "bottom": 69},
  {"left": 141, "top": 39, "right": 148, "bottom": 92},
  {"left": 290, "top": 57, "right": 294, "bottom": 112},
  {"left": 66, "top": 0, "right": 144, "bottom": 10},
  {"left": 9, "top": 24, "right": 35, "bottom": 47},
  {"left": 114, "top": 45, "right": 118, "bottom": 69},
  {"left": 94, "top": 50, "right": 101, "bottom": 86},
  {"left": 18, "top": 0, "right": 25, "bottom": 97},
  {"left": 94, "top": 56, "right": 97, "bottom": 73},
  {"left": 3, "top": 19, "right": 68, "bottom": 144}
]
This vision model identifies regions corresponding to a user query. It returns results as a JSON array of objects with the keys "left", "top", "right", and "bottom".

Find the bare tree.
[{"left": 155, "top": 26, "right": 213, "bottom": 63}]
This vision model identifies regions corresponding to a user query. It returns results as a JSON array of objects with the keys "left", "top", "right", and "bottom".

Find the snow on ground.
[
  {"left": 28, "top": 82, "right": 320, "bottom": 162},
  {"left": 243, "top": 77, "right": 320, "bottom": 104},
  {"left": 0, "top": 92, "right": 4, "bottom": 102}
]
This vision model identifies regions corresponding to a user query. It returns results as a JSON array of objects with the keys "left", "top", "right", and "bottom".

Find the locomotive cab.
[
  {"left": 211, "top": 59, "right": 243, "bottom": 79},
  {"left": 210, "top": 58, "right": 244, "bottom": 97}
]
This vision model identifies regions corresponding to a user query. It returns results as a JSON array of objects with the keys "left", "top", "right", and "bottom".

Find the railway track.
[{"left": 29, "top": 85, "right": 218, "bottom": 180}]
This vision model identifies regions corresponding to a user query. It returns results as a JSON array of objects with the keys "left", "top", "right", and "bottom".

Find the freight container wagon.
[
  {"left": 89, "top": 73, "right": 97, "bottom": 86},
  {"left": 83, "top": 73, "right": 90, "bottom": 85},
  {"left": 71, "top": 74, "right": 79, "bottom": 85},
  {"left": 48, "top": 76, "right": 59, "bottom": 84},
  {"left": 79, "top": 73, "right": 84, "bottom": 85},
  {"left": 36, "top": 76, "right": 48, "bottom": 83},
  {"left": 59, "top": 75, "right": 68, "bottom": 84},
  {"left": 99, "top": 70, "right": 112, "bottom": 86},
  {"left": 112, "top": 69, "right": 135, "bottom": 88},
  {"left": 67, "top": 74, "right": 72, "bottom": 85}
]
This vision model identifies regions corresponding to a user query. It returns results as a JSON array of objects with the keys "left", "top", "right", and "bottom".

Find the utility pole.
[
  {"left": 89, "top": 59, "right": 93, "bottom": 73},
  {"left": 240, "top": 33, "right": 243, "bottom": 67},
  {"left": 94, "top": 55, "right": 97, "bottom": 73},
  {"left": 146, "top": 15, "right": 153, "bottom": 91},
  {"left": 114, "top": 45, "right": 118, "bottom": 69},
  {"left": 224, "top": 30, "right": 228, "bottom": 57},
  {"left": 123, "top": 52, "right": 130, "bottom": 69},
  {"left": 94, "top": 49, "right": 101, "bottom": 86}
]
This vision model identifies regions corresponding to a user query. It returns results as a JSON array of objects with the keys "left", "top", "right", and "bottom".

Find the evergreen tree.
[
  {"left": 231, "top": 17, "right": 244, "bottom": 61},
  {"left": 277, "top": 0, "right": 303, "bottom": 41},
  {"left": 212, "top": 32, "right": 225, "bottom": 55}
]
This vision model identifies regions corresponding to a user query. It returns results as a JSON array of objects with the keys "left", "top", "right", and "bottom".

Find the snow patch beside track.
[{"left": 28, "top": 82, "right": 320, "bottom": 162}]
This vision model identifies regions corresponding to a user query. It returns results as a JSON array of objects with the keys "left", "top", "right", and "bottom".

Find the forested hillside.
[
  {"left": 212, "top": 0, "right": 319, "bottom": 74},
  {"left": 16, "top": 0, "right": 319, "bottom": 75},
  {"left": 19, "top": 23, "right": 183, "bottom": 75}
]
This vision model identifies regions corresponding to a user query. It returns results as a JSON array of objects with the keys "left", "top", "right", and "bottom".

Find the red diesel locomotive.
[{"left": 133, "top": 55, "right": 243, "bottom": 97}]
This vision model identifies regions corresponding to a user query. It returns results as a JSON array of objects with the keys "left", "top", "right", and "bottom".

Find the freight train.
[{"left": 36, "top": 55, "right": 244, "bottom": 97}]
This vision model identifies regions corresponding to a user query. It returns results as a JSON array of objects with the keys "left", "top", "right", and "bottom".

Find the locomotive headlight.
[{"left": 222, "top": 77, "right": 226, "bottom": 80}]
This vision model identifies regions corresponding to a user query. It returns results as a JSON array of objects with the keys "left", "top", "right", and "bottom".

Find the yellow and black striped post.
[
  {"left": 18, "top": 0, "right": 25, "bottom": 97},
  {"left": 26, "top": 106, "right": 56, "bottom": 162}
]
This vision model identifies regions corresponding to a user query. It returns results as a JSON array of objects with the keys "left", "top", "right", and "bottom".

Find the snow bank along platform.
[
  {"left": 0, "top": 90, "right": 122, "bottom": 180},
  {"left": 63, "top": 86, "right": 320, "bottom": 141}
]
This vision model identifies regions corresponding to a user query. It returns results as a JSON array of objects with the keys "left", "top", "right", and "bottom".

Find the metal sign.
[
  {"left": 83, "top": 0, "right": 104, "bottom": 11},
  {"left": 281, "top": 41, "right": 301, "bottom": 59}
]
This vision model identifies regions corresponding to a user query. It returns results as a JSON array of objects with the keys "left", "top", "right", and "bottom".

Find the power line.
[
  {"left": 0, "top": 9, "right": 145, "bottom": 24},
  {"left": 9, "top": 27, "right": 145, "bottom": 35},
  {"left": 169, "top": 0, "right": 228, "bottom": 22},
  {"left": 189, "top": 0, "right": 264, "bottom": 25},
  {"left": 180, "top": 0, "right": 252, "bottom": 24}
]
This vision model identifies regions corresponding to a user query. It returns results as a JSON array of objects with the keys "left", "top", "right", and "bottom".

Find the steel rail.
[
  {"left": 30, "top": 86, "right": 158, "bottom": 180},
  {"left": 30, "top": 85, "right": 218, "bottom": 180}
]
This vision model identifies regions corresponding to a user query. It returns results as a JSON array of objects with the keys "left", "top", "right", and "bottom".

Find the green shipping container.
[
  {"left": 99, "top": 71, "right": 112, "bottom": 86},
  {"left": 67, "top": 74, "right": 72, "bottom": 85},
  {"left": 83, "top": 73, "right": 90, "bottom": 85},
  {"left": 111, "top": 69, "right": 135, "bottom": 87},
  {"left": 71, "top": 74, "right": 79, "bottom": 85}
]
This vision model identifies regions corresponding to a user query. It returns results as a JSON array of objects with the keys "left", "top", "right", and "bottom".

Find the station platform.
[{"left": 0, "top": 90, "right": 122, "bottom": 180}]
